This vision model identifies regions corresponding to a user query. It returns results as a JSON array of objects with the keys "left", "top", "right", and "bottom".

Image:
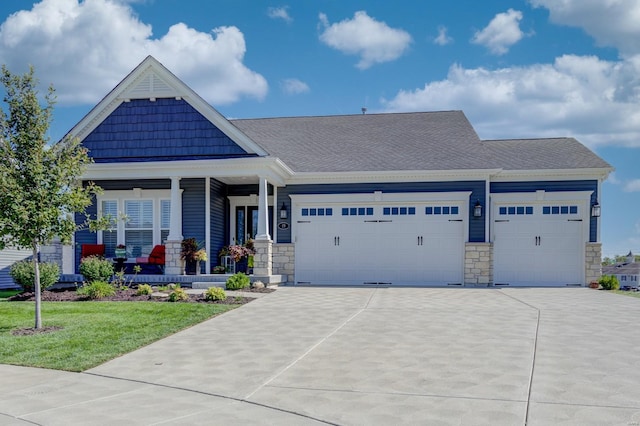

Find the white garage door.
[
  {"left": 294, "top": 199, "right": 466, "bottom": 286},
  {"left": 493, "top": 203, "right": 585, "bottom": 286}
]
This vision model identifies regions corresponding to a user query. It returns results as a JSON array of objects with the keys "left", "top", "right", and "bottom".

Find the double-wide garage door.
[{"left": 293, "top": 197, "right": 466, "bottom": 286}]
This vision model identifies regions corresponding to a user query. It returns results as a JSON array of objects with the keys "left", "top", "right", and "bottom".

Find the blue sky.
[{"left": 0, "top": 0, "right": 638, "bottom": 258}]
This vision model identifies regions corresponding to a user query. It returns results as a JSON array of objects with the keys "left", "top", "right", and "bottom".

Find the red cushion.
[
  {"left": 81, "top": 244, "right": 105, "bottom": 258},
  {"left": 148, "top": 245, "right": 165, "bottom": 265}
]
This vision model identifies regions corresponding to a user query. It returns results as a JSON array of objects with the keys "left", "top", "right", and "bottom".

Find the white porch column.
[
  {"left": 165, "top": 176, "right": 183, "bottom": 275},
  {"left": 205, "top": 177, "right": 211, "bottom": 274},
  {"left": 167, "top": 177, "right": 183, "bottom": 241},
  {"left": 255, "top": 177, "right": 271, "bottom": 241}
]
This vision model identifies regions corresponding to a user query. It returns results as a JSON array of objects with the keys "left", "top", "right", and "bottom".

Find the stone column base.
[
  {"left": 465, "top": 242, "right": 493, "bottom": 286},
  {"left": 164, "top": 240, "right": 183, "bottom": 275},
  {"left": 253, "top": 239, "right": 273, "bottom": 276},
  {"left": 585, "top": 243, "right": 602, "bottom": 286}
]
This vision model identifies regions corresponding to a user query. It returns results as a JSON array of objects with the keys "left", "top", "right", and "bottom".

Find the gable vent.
[{"left": 125, "top": 72, "right": 177, "bottom": 99}]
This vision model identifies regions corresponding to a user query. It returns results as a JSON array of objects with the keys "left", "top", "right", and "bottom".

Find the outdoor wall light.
[
  {"left": 591, "top": 201, "right": 601, "bottom": 218},
  {"left": 473, "top": 200, "right": 482, "bottom": 217},
  {"left": 280, "top": 202, "right": 288, "bottom": 219}
]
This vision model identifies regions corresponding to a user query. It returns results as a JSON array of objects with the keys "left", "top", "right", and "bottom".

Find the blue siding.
[
  {"left": 210, "top": 179, "right": 228, "bottom": 267},
  {"left": 181, "top": 179, "right": 206, "bottom": 256},
  {"left": 277, "top": 181, "right": 486, "bottom": 244},
  {"left": 83, "top": 98, "right": 256, "bottom": 163},
  {"left": 491, "top": 180, "right": 598, "bottom": 242}
]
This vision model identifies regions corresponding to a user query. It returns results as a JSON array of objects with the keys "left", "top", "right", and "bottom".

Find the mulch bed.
[
  {"left": 11, "top": 326, "right": 63, "bottom": 336},
  {"left": 8, "top": 287, "right": 274, "bottom": 305}
]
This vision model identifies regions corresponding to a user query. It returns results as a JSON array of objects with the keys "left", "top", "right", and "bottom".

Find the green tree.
[{"left": 0, "top": 65, "right": 100, "bottom": 329}]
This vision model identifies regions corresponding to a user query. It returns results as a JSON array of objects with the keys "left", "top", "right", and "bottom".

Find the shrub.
[
  {"left": 168, "top": 287, "right": 189, "bottom": 302},
  {"left": 599, "top": 274, "right": 620, "bottom": 290},
  {"left": 10, "top": 261, "right": 60, "bottom": 292},
  {"left": 77, "top": 281, "right": 116, "bottom": 299},
  {"left": 80, "top": 256, "right": 114, "bottom": 282},
  {"left": 204, "top": 287, "right": 226, "bottom": 301},
  {"left": 225, "top": 272, "right": 250, "bottom": 290},
  {"left": 136, "top": 284, "right": 153, "bottom": 296}
]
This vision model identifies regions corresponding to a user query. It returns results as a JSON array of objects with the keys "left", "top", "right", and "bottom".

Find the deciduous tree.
[{"left": 0, "top": 65, "right": 99, "bottom": 328}]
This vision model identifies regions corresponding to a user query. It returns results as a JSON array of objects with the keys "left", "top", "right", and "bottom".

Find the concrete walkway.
[{"left": 2, "top": 287, "right": 640, "bottom": 425}]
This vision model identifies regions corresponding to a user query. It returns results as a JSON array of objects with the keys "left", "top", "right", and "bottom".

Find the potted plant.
[
  {"left": 114, "top": 244, "right": 127, "bottom": 259},
  {"left": 181, "top": 238, "right": 200, "bottom": 275},
  {"left": 193, "top": 249, "right": 207, "bottom": 275},
  {"left": 219, "top": 241, "right": 255, "bottom": 274}
]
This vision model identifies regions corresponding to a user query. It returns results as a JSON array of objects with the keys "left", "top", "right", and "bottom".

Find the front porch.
[{"left": 58, "top": 272, "right": 287, "bottom": 288}]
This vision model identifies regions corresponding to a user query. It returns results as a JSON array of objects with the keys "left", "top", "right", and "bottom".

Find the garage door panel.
[
  {"left": 295, "top": 201, "right": 465, "bottom": 286},
  {"left": 493, "top": 203, "right": 584, "bottom": 286}
]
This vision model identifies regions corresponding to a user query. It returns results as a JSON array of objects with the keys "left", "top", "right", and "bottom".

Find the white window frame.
[{"left": 97, "top": 189, "right": 173, "bottom": 256}]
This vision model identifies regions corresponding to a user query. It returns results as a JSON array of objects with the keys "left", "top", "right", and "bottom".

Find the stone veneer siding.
[
  {"left": 272, "top": 243, "right": 294, "bottom": 283},
  {"left": 585, "top": 242, "right": 602, "bottom": 286},
  {"left": 164, "top": 240, "right": 182, "bottom": 275},
  {"left": 40, "top": 238, "right": 63, "bottom": 271},
  {"left": 252, "top": 239, "right": 273, "bottom": 276},
  {"left": 465, "top": 242, "right": 493, "bottom": 286}
]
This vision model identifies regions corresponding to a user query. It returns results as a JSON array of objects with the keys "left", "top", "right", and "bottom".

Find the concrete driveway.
[{"left": 2, "top": 287, "right": 640, "bottom": 425}]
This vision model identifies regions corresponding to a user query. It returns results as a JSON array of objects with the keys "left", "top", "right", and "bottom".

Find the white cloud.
[
  {"left": 434, "top": 26, "right": 453, "bottom": 46},
  {"left": 267, "top": 6, "right": 292, "bottom": 23},
  {"left": 471, "top": 9, "right": 524, "bottom": 55},
  {"left": 529, "top": 0, "right": 640, "bottom": 55},
  {"left": 382, "top": 54, "right": 640, "bottom": 148},
  {"left": 0, "top": 0, "right": 268, "bottom": 105},
  {"left": 318, "top": 11, "right": 412, "bottom": 69},
  {"left": 624, "top": 179, "right": 640, "bottom": 192},
  {"left": 281, "top": 78, "right": 309, "bottom": 95}
]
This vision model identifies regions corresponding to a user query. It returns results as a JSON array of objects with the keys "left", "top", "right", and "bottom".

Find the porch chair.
[
  {"left": 148, "top": 244, "right": 166, "bottom": 272},
  {"left": 81, "top": 244, "right": 105, "bottom": 259}
]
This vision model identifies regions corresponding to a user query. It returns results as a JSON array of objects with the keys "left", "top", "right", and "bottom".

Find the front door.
[{"left": 235, "top": 206, "right": 272, "bottom": 244}]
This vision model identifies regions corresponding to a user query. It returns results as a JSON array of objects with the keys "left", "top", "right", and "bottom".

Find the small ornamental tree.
[{"left": 0, "top": 65, "right": 100, "bottom": 329}]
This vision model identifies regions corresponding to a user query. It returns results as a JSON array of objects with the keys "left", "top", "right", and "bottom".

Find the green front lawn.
[
  {"left": 0, "top": 301, "right": 237, "bottom": 371},
  {"left": 611, "top": 290, "right": 640, "bottom": 299},
  {"left": 0, "top": 289, "right": 21, "bottom": 300}
]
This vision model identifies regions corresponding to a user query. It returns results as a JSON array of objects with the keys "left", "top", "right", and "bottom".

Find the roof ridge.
[{"left": 229, "top": 110, "right": 463, "bottom": 122}]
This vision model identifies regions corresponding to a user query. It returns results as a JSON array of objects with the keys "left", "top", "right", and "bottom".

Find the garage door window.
[
  {"left": 542, "top": 205, "right": 578, "bottom": 215},
  {"left": 342, "top": 207, "right": 374, "bottom": 216},
  {"left": 383, "top": 207, "right": 416, "bottom": 215},
  {"left": 499, "top": 206, "right": 534, "bottom": 215},
  {"left": 425, "top": 206, "right": 459, "bottom": 215},
  {"left": 302, "top": 208, "right": 333, "bottom": 216}
]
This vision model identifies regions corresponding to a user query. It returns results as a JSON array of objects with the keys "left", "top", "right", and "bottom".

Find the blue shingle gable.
[{"left": 83, "top": 98, "right": 255, "bottom": 163}]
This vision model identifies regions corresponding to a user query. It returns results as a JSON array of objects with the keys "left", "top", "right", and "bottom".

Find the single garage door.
[
  {"left": 294, "top": 201, "right": 466, "bottom": 286},
  {"left": 493, "top": 203, "right": 585, "bottom": 286}
]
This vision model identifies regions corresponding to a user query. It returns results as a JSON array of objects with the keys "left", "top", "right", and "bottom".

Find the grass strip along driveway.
[{"left": 0, "top": 301, "right": 237, "bottom": 371}]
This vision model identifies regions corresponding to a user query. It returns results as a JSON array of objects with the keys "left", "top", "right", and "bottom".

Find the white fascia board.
[
  {"left": 491, "top": 191, "right": 593, "bottom": 203},
  {"left": 83, "top": 157, "right": 292, "bottom": 186},
  {"left": 490, "top": 168, "right": 613, "bottom": 182},
  {"left": 290, "top": 191, "right": 472, "bottom": 205},
  {"left": 67, "top": 56, "right": 268, "bottom": 156},
  {"left": 286, "top": 169, "right": 502, "bottom": 185}
]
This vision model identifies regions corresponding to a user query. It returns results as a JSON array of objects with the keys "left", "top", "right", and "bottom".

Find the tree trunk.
[{"left": 32, "top": 242, "right": 42, "bottom": 329}]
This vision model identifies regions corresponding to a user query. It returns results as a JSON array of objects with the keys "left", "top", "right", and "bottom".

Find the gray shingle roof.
[
  {"left": 481, "top": 138, "right": 612, "bottom": 170},
  {"left": 230, "top": 111, "right": 612, "bottom": 173},
  {"left": 603, "top": 262, "right": 640, "bottom": 276}
]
